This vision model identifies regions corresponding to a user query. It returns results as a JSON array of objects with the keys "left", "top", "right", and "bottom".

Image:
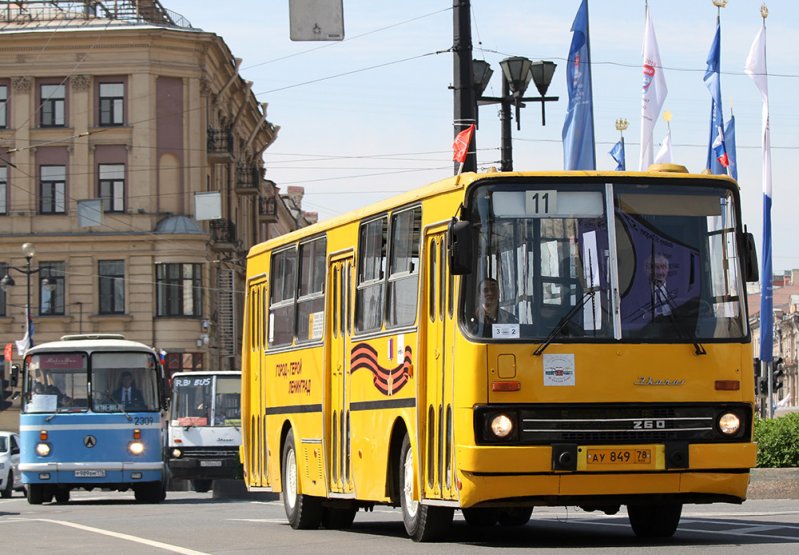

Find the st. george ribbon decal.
[{"left": 350, "top": 343, "right": 412, "bottom": 396}]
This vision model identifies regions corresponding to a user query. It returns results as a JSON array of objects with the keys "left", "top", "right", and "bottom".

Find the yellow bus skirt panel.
[{"left": 457, "top": 471, "right": 749, "bottom": 508}]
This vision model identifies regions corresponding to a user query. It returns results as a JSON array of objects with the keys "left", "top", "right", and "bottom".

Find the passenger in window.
[
  {"left": 113, "top": 371, "right": 144, "bottom": 410},
  {"left": 470, "top": 278, "right": 517, "bottom": 335}
]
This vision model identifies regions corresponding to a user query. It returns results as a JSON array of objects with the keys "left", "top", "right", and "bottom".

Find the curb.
[{"left": 747, "top": 468, "right": 799, "bottom": 499}]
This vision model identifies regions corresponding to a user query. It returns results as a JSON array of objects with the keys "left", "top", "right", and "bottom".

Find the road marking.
[
  {"left": 29, "top": 518, "right": 209, "bottom": 555},
  {"left": 229, "top": 518, "right": 287, "bottom": 523}
]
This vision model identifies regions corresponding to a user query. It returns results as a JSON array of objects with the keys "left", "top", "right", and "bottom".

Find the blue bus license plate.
[{"left": 74, "top": 469, "right": 106, "bottom": 477}]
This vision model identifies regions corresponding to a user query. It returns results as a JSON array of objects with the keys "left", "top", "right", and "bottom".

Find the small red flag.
[
  {"left": 452, "top": 124, "right": 475, "bottom": 163},
  {"left": 4, "top": 343, "right": 12, "bottom": 362}
]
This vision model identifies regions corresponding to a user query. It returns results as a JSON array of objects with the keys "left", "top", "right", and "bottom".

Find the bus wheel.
[
  {"left": 192, "top": 479, "right": 213, "bottom": 493},
  {"left": 54, "top": 488, "right": 70, "bottom": 503},
  {"left": 399, "top": 434, "right": 453, "bottom": 542},
  {"left": 497, "top": 507, "right": 533, "bottom": 527},
  {"left": 26, "top": 484, "right": 49, "bottom": 505},
  {"left": 135, "top": 481, "right": 167, "bottom": 504},
  {"left": 627, "top": 503, "right": 682, "bottom": 538},
  {"left": 282, "top": 429, "right": 321, "bottom": 529},
  {"left": 321, "top": 506, "right": 357, "bottom": 529},
  {"left": 462, "top": 508, "right": 498, "bottom": 527}
]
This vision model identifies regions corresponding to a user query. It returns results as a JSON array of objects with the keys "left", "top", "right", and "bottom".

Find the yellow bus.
[{"left": 241, "top": 165, "right": 759, "bottom": 542}]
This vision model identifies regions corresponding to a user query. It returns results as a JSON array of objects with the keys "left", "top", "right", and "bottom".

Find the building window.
[
  {"left": 40, "top": 84, "right": 65, "bottom": 127},
  {"left": 99, "top": 260, "right": 125, "bottom": 314},
  {"left": 99, "top": 164, "right": 125, "bottom": 212},
  {"left": 0, "top": 85, "right": 7, "bottom": 128},
  {"left": 156, "top": 263, "right": 202, "bottom": 317},
  {"left": 40, "top": 165, "right": 66, "bottom": 214},
  {"left": 99, "top": 83, "right": 124, "bottom": 126},
  {"left": 0, "top": 166, "right": 6, "bottom": 215},
  {"left": 0, "top": 262, "right": 6, "bottom": 316},
  {"left": 40, "top": 262, "right": 65, "bottom": 316}
]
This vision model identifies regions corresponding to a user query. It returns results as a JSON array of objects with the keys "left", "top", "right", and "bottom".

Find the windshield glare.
[{"left": 463, "top": 181, "right": 746, "bottom": 343}]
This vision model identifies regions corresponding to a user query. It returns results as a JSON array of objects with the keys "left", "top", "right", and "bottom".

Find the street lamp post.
[
  {"left": 474, "top": 57, "right": 559, "bottom": 171},
  {"left": 1, "top": 243, "right": 53, "bottom": 350}
]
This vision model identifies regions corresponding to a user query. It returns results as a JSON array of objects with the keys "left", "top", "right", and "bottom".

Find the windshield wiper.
[
  {"left": 534, "top": 288, "right": 597, "bottom": 356},
  {"left": 657, "top": 291, "right": 707, "bottom": 356}
]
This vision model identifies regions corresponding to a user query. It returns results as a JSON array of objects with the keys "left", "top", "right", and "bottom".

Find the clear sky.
[{"left": 165, "top": 0, "right": 797, "bottom": 276}]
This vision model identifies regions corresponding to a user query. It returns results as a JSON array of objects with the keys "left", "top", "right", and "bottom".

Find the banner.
[
  {"left": 704, "top": 21, "right": 728, "bottom": 175},
  {"left": 562, "top": 0, "right": 595, "bottom": 170},
  {"left": 639, "top": 5, "right": 668, "bottom": 170}
]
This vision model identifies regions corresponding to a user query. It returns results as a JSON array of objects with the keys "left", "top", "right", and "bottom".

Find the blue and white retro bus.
[{"left": 18, "top": 334, "right": 168, "bottom": 504}]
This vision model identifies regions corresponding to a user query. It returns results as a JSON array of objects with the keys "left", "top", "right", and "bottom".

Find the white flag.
[
  {"left": 15, "top": 308, "right": 30, "bottom": 356},
  {"left": 745, "top": 26, "right": 770, "bottom": 199},
  {"left": 653, "top": 127, "right": 672, "bottom": 165},
  {"left": 639, "top": 6, "right": 668, "bottom": 171}
]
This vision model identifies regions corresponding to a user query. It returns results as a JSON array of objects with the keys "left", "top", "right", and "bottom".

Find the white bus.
[{"left": 167, "top": 371, "right": 242, "bottom": 492}]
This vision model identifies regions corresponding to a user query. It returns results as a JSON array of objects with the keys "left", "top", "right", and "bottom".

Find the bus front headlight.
[
  {"left": 128, "top": 441, "right": 145, "bottom": 455},
  {"left": 172, "top": 448, "right": 182, "bottom": 458},
  {"left": 36, "top": 443, "right": 51, "bottom": 457},
  {"left": 490, "top": 414, "right": 514, "bottom": 439},
  {"left": 718, "top": 412, "right": 741, "bottom": 435}
]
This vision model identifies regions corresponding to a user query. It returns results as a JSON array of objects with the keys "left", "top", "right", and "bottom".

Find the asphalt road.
[{"left": 2, "top": 490, "right": 799, "bottom": 554}]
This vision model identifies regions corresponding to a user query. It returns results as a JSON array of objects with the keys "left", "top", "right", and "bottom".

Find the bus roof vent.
[
  {"left": 648, "top": 163, "right": 689, "bottom": 173},
  {"left": 61, "top": 334, "right": 126, "bottom": 341}
]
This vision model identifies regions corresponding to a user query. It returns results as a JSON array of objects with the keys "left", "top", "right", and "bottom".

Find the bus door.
[
  {"left": 422, "top": 227, "right": 457, "bottom": 500},
  {"left": 246, "top": 277, "right": 270, "bottom": 487},
  {"left": 327, "top": 252, "right": 354, "bottom": 494}
]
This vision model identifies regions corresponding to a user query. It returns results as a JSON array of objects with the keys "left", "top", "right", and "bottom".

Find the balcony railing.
[
  {"left": 236, "top": 166, "right": 260, "bottom": 192},
  {"left": 0, "top": 0, "right": 192, "bottom": 29},
  {"left": 258, "top": 196, "right": 277, "bottom": 222},
  {"left": 207, "top": 128, "right": 233, "bottom": 157},
  {"left": 209, "top": 218, "right": 237, "bottom": 247}
]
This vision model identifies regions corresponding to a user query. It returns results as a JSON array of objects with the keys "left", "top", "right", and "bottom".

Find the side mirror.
[
  {"left": 741, "top": 231, "right": 759, "bottom": 283},
  {"left": 448, "top": 219, "right": 472, "bottom": 276}
]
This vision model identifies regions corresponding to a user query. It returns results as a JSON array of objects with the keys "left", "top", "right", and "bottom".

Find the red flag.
[
  {"left": 452, "top": 124, "right": 475, "bottom": 163},
  {"left": 4, "top": 343, "right": 12, "bottom": 362}
]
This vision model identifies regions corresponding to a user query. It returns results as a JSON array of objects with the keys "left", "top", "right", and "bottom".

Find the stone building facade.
[{"left": 0, "top": 1, "right": 306, "bottom": 373}]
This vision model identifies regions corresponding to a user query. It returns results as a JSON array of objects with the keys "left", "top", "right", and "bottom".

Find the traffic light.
[{"left": 773, "top": 357, "right": 785, "bottom": 392}]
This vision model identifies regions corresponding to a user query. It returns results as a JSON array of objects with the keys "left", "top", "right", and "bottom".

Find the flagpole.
[{"left": 584, "top": 0, "right": 596, "bottom": 160}]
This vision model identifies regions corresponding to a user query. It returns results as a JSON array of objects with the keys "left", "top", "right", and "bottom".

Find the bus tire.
[
  {"left": 462, "top": 508, "right": 498, "bottom": 527},
  {"left": 26, "top": 484, "right": 48, "bottom": 505},
  {"left": 192, "top": 479, "right": 213, "bottom": 493},
  {"left": 282, "top": 429, "right": 321, "bottom": 529},
  {"left": 135, "top": 481, "right": 167, "bottom": 503},
  {"left": 399, "top": 434, "right": 453, "bottom": 542},
  {"left": 627, "top": 502, "right": 682, "bottom": 538},
  {"left": 54, "top": 488, "right": 70, "bottom": 503},
  {"left": 497, "top": 507, "right": 533, "bottom": 527},
  {"left": 321, "top": 506, "right": 357, "bottom": 529}
]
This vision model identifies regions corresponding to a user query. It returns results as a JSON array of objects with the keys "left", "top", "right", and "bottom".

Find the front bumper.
[{"left": 168, "top": 457, "right": 242, "bottom": 480}]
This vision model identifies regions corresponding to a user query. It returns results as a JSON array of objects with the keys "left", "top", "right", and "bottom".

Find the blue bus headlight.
[
  {"left": 128, "top": 441, "right": 145, "bottom": 455},
  {"left": 36, "top": 442, "right": 51, "bottom": 457}
]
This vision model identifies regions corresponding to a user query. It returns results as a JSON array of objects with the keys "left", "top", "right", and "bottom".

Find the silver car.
[{"left": 0, "top": 431, "right": 22, "bottom": 498}]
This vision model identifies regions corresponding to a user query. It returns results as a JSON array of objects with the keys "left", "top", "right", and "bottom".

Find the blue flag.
[
  {"left": 562, "top": 0, "right": 595, "bottom": 170},
  {"left": 609, "top": 139, "right": 625, "bottom": 171},
  {"left": 703, "top": 22, "right": 728, "bottom": 175},
  {"left": 724, "top": 114, "right": 737, "bottom": 181}
]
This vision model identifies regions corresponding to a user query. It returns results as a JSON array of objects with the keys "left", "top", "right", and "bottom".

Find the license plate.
[
  {"left": 585, "top": 448, "right": 652, "bottom": 465},
  {"left": 200, "top": 460, "right": 222, "bottom": 467},
  {"left": 74, "top": 469, "right": 106, "bottom": 478}
]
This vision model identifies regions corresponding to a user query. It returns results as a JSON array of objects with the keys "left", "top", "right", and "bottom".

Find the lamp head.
[
  {"left": 471, "top": 59, "right": 494, "bottom": 97},
  {"left": 0, "top": 274, "right": 15, "bottom": 292},
  {"left": 530, "top": 61, "right": 557, "bottom": 97},
  {"left": 21, "top": 242, "right": 36, "bottom": 259},
  {"left": 500, "top": 56, "right": 533, "bottom": 97}
]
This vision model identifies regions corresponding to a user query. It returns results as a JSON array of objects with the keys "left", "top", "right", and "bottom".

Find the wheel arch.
[{"left": 385, "top": 416, "right": 410, "bottom": 505}]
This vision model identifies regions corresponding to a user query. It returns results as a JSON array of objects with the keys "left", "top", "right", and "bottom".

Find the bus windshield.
[
  {"left": 91, "top": 352, "right": 160, "bottom": 412},
  {"left": 171, "top": 375, "right": 241, "bottom": 427},
  {"left": 463, "top": 180, "right": 746, "bottom": 342}
]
